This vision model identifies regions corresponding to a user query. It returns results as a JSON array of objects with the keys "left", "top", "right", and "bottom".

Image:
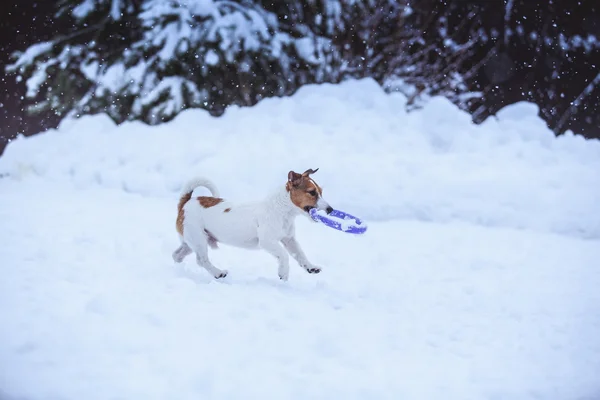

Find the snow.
[
  {"left": 110, "top": 0, "right": 122, "bottom": 20},
  {"left": 504, "top": 0, "right": 514, "bottom": 45},
  {"left": 3, "top": 79, "right": 599, "bottom": 239},
  {"left": 1, "top": 78, "right": 600, "bottom": 400},
  {"left": 7, "top": 41, "right": 54, "bottom": 71},
  {"left": 80, "top": 59, "right": 99, "bottom": 82},
  {"left": 72, "top": 0, "right": 95, "bottom": 19},
  {"left": 140, "top": 0, "right": 275, "bottom": 63},
  {"left": 99, "top": 62, "right": 127, "bottom": 92},
  {"left": 187, "top": 0, "right": 218, "bottom": 17},
  {"left": 324, "top": 0, "right": 343, "bottom": 35},
  {"left": 295, "top": 37, "right": 320, "bottom": 64},
  {"left": 136, "top": 77, "right": 207, "bottom": 124},
  {"left": 204, "top": 49, "right": 219, "bottom": 65},
  {"left": 156, "top": 22, "right": 181, "bottom": 61},
  {"left": 25, "top": 61, "right": 52, "bottom": 97}
]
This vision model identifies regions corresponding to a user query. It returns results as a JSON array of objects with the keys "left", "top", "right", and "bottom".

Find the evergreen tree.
[
  {"left": 5, "top": 0, "right": 599, "bottom": 138},
  {"left": 361, "top": 0, "right": 599, "bottom": 137},
  {"left": 441, "top": 0, "right": 600, "bottom": 137},
  {"left": 6, "top": 0, "right": 338, "bottom": 125}
]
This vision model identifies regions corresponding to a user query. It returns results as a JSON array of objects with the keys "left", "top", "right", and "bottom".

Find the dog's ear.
[
  {"left": 302, "top": 168, "right": 319, "bottom": 177},
  {"left": 288, "top": 170, "right": 303, "bottom": 187}
]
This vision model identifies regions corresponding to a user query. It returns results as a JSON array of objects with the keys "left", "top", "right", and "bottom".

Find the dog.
[{"left": 172, "top": 168, "right": 333, "bottom": 281}]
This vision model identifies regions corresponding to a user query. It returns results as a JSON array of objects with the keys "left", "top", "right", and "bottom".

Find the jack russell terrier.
[{"left": 172, "top": 168, "right": 333, "bottom": 281}]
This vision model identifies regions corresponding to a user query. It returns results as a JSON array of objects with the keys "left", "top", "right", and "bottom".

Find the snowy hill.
[{"left": 1, "top": 79, "right": 600, "bottom": 400}]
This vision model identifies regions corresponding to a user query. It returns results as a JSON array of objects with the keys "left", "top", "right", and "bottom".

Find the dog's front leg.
[
  {"left": 281, "top": 236, "right": 321, "bottom": 274},
  {"left": 259, "top": 238, "right": 291, "bottom": 281}
]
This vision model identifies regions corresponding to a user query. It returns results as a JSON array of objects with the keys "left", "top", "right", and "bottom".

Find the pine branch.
[
  {"left": 51, "top": 17, "right": 111, "bottom": 47},
  {"left": 504, "top": 0, "right": 514, "bottom": 46},
  {"left": 554, "top": 72, "right": 600, "bottom": 134}
]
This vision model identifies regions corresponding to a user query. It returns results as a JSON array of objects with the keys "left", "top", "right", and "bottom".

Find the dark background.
[
  {"left": 1, "top": 2, "right": 62, "bottom": 154},
  {"left": 1, "top": 0, "right": 599, "bottom": 156}
]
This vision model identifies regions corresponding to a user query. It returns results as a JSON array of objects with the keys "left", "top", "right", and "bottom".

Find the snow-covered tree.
[
  {"left": 443, "top": 0, "right": 600, "bottom": 136},
  {"left": 6, "top": 0, "right": 338, "bottom": 124},
  {"left": 363, "top": 1, "right": 483, "bottom": 110},
  {"left": 5, "top": 0, "right": 599, "bottom": 138},
  {"left": 371, "top": 0, "right": 600, "bottom": 137},
  {"left": 259, "top": 0, "right": 483, "bottom": 108}
]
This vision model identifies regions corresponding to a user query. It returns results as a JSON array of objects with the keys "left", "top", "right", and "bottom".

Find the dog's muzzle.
[
  {"left": 317, "top": 198, "right": 333, "bottom": 214},
  {"left": 305, "top": 205, "right": 333, "bottom": 214}
]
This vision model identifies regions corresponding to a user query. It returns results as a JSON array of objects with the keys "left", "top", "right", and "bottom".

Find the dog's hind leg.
[
  {"left": 205, "top": 229, "right": 219, "bottom": 250},
  {"left": 184, "top": 229, "right": 228, "bottom": 279},
  {"left": 172, "top": 238, "right": 192, "bottom": 263}
]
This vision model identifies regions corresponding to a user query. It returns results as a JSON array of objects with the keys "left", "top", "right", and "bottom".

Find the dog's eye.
[{"left": 308, "top": 190, "right": 317, "bottom": 197}]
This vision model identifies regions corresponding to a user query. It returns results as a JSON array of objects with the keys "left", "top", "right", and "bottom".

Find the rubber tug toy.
[{"left": 309, "top": 208, "right": 368, "bottom": 234}]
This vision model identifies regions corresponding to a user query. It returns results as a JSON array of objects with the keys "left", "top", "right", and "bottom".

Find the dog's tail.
[
  {"left": 179, "top": 177, "right": 220, "bottom": 199},
  {"left": 176, "top": 177, "right": 220, "bottom": 235},
  {"left": 178, "top": 177, "right": 220, "bottom": 212}
]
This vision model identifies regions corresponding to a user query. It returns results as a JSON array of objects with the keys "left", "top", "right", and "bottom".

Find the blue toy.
[{"left": 309, "top": 208, "right": 368, "bottom": 234}]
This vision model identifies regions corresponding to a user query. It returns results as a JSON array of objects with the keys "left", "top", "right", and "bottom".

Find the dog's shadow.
[
  {"left": 171, "top": 261, "right": 330, "bottom": 296},
  {"left": 170, "top": 262, "right": 357, "bottom": 312},
  {"left": 171, "top": 262, "right": 217, "bottom": 285}
]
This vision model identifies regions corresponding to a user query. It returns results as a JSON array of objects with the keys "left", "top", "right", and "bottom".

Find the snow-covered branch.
[
  {"left": 555, "top": 73, "right": 600, "bottom": 134},
  {"left": 5, "top": 0, "right": 598, "bottom": 136},
  {"left": 504, "top": 0, "right": 514, "bottom": 45}
]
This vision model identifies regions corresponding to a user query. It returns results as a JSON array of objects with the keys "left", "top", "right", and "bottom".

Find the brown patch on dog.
[
  {"left": 176, "top": 192, "right": 192, "bottom": 235},
  {"left": 286, "top": 169, "right": 322, "bottom": 212},
  {"left": 224, "top": 208, "right": 231, "bottom": 213},
  {"left": 197, "top": 196, "right": 223, "bottom": 208},
  {"left": 307, "top": 177, "right": 323, "bottom": 196}
]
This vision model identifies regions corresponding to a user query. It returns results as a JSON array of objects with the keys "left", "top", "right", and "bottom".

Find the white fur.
[
  {"left": 179, "top": 177, "right": 220, "bottom": 198},
  {"left": 172, "top": 177, "right": 330, "bottom": 281}
]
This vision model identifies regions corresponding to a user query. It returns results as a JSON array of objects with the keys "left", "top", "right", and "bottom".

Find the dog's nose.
[{"left": 326, "top": 206, "right": 333, "bottom": 214}]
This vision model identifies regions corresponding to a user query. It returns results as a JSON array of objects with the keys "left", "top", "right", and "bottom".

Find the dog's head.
[{"left": 286, "top": 168, "right": 333, "bottom": 215}]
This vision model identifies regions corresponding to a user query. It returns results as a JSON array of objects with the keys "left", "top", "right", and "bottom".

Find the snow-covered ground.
[{"left": 1, "top": 79, "right": 600, "bottom": 400}]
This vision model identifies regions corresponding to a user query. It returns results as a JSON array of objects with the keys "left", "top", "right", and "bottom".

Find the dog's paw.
[
  {"left": 278, "top": 265, "right": 290, "bottom": 281},
  {"left": 278, "top": 273, "right": 289, "bottom": 281},
  {"left": 306, "top": 266, "right": 322, "bottom": 274},
  {"left": 215, "top": 270, "right": 228, "bottom": 279},
  {"left": 173, "top": 254, "right": 186, "bottom": 263}
]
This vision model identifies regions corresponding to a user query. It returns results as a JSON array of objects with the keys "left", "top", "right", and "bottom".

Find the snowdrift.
[
  {"left": 1, "top": 78, "right": 599, "bottom": 238},
  {"left": 2, "top": 78, "right": 600, "bottom": 400}
]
